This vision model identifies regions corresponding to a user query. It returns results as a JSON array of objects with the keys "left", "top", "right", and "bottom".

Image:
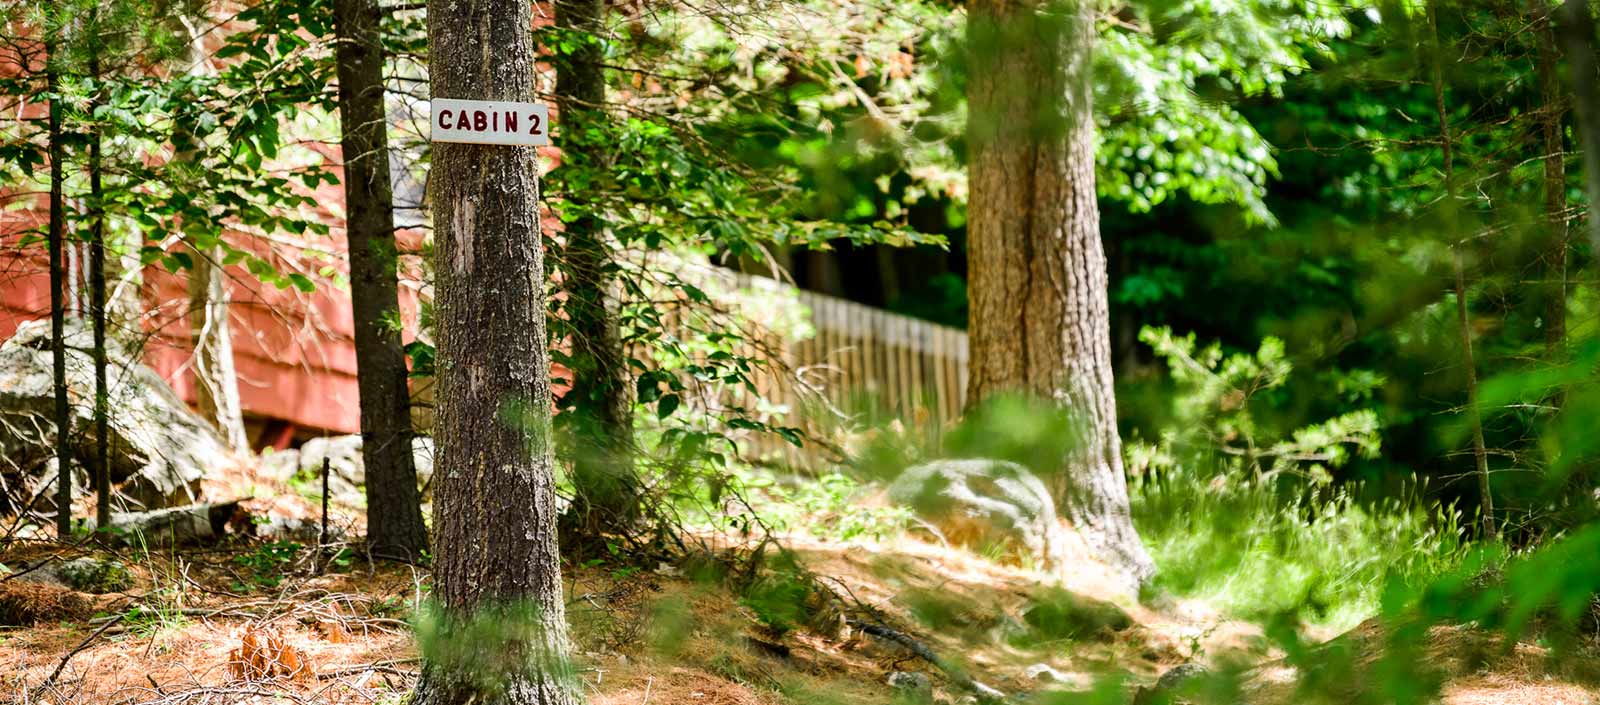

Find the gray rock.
[
  {"left": 1023, "top": 663, "right": 1081, "bottom": 686},
  {"left": 1132, "top": 663, "right": 1210, "bottom": 705},
  {"left": 889, "top": 459, "right": 1065, "bottom": 568},
  {"left": 254, "top": 515, "right": 346, "bottom": 544},
  {"left": 0, "top": 319, "right": 230, "bottom": 512},
  {"left": 887, "top": 670, "right": 933, "bottom": 697},
  {"left": 10, "top": 556, "right": 132, "bottom": 593},
  {"left": 54, "top": 556, "right": 133, "bottom": 593},
  {"left": 261, "top": 435, "right": 435, "bottom": 505}
]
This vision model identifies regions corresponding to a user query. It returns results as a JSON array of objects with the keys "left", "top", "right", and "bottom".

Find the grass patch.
[{"left": 1132, "top": 467, "right": 1469, "bottom": 632}]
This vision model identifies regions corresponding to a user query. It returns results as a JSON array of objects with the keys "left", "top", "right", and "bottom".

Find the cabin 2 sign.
[{"left": 430, "top": 99, "right": 549, "bottom": 146}]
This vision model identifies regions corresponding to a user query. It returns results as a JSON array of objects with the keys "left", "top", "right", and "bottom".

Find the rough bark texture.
[
  {"left": 554, "top": 0, "right": 638, "bottom": 538},
  {"left": 412, "top": 0, "right": 578, "bottom": 701},
  {"left": 333, "top": 0, "right": 428, "bottom": 560},
  {"left": 47, "top": 59, "right": 72, "bottom": 537},
  {"left": 1559, "top": 0, "right": 1600, "bottom": 256},
  {"left": 964, "top": 0, "right": 1153, "bottom": 586},
  {"left": 89, "top": 53, "right": 111, "bottom": 526}
]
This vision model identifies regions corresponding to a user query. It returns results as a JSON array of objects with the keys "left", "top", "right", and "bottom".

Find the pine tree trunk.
[
  {"left": 412, "top": 0, "right": 578, "bottom": 701},
  {"left": 964, "top": 0, "right": 1153, "bottom": 586},
  {"left": 554, "top": 0, "right": 637, "bottom": 538},
  {"left": 89, "top": 52, "right": 111, "bottom": 526},
  {"left": 333, "top": 0, "right": 428, "bottom": 560},
  {"left": 47, "top": 57, "right": 73, "bottom": 538},
  {"left": 1559, "top": 0, "right": 1600, "bottom": 256},
  {"left": 1538, "top": 19, "right": 1569, "bottom": 355}
]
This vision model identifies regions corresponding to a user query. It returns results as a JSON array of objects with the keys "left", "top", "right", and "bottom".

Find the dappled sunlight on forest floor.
[{"left": 5, "top": 529, "right": 1597, "bottom": 704}]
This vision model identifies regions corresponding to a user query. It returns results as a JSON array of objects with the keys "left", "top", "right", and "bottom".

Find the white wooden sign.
[{"left": 431, "top": 99, "right": 549, "bottom": 146}]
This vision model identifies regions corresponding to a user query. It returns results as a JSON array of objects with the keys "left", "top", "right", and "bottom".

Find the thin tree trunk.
[
  {"left": 554, "top": 0, "right": 637, "bottom": 538},
  {"left": 178, "top": 26, "right": 248, "bottom": 453},
  {"left": 965, "top": 0, "right": 1153, "bottom": 586},
  {"left": 1429, "top": 1, "right": 1494, "bottom": 538},
  {"left": 333, "top": 0, "right": 428, "bottom": 560},
  {"left": 89, "top": 52, "right": 111, "bottom": 526},
  {"left": 1558, "top": 0, "right": 1600, "bottom": 255},
  {"left": 188, "top": 248, "right": 246, "bottom": 450},
  {"left": 1539, "top": 19, "right": 1570, "bottom": 354},
  {"left": 1537, "top": 11, "right": 1570, "bottom": 421},
  {"left": 47, "top": 56, "right": 73, "bottom": 538},
  {"left": 412, "top": 0, "right": 578, "bottom": 700}
]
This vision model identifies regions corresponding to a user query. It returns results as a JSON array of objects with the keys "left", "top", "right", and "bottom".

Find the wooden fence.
[{"left": 702, "top": 270, "right": 970, "bottom": 468}]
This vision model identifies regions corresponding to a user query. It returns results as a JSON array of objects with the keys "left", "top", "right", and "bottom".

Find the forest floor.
[
  {"left": 0, "top": 456, "right": 1595, "bottom": 705},
  {"left": 3, "top": 526, "right": 1597, "bottom": 705}
]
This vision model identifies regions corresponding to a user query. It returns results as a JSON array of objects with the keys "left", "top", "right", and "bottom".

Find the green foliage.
[
  {"left": 231, "top": 540, "right": 303, "bottom": 592},
  {"left": 746, "top": 471, "right": 911, "bottom": 543},
  {"left": 117, "top": 601, "right": 190, "bottom": 640},
  {"left": 1133, "top": 460, "right": 1467, "bottom": 632},
  {"left": 412, "top": 600, "right": 582, "bottom": 700},
  {"left": 1016, "top": 588, "right": 1132, "bottom": 644},
  {"left": 1130, "top": 330, "right": 1465, "bottom": 630},
  {"left": 55, "top": 558, "right": 132, "bottom": 594},
  {"left": 735, "top": 551, "right": 823, "bottom": 636},
  {"left": 1137, "top": 326, "right": 1381, "bottom": 481}
]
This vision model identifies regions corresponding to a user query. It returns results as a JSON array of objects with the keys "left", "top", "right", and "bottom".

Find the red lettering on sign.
[
  {"left": 473, "top": 111, "right": 487, "bottom": 131},
  {"left": 437, "top": 109, "right": 453, "bottom": 129},
  {"left": 505, "top": 112, "right": 518, "bottom": 133},
  {"left": 456, "top": 111, "right": 471, "bottom": 130}
]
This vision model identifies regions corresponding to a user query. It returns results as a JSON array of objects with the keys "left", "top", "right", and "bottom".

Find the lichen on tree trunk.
[
  {"left": 413, "top": 0, "right": 579, "bottom": 700},
  {"left": 964, "top": 0, "right": 1154, "bottom": 587}
]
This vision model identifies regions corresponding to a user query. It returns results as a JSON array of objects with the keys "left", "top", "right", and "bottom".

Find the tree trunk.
[
  {"left": 964, "top": 0, "right": 1153, "bottom": 586},
  {"left": 412, "top": 0, "right": 578, "bottom": 701},
  {"left": 187, "top": 249, "right": 247, "bottom": 451},
  {"left": 554, "top": 0, "right": 638, "bottom": 538},
  {"left": 1559, "top": 0, "right": 1600, "bottom": 256},
  {"left": 1429, "top": 1, "right": 1494, "bottom": 538},
  {"left": 1537, "top": 12, "right": 1570, "bottom": 419},
  {"left": 89, "top": 52, "right": 111, "bottom": 526},
  {"left": 47, "top": 57, "right": 73, "bottom": 538},
  {"left": 333, "top": 0, "right": 428, "bottom": 560},
  {"left": 177, "top": 27, "right": 248, "bottom": 453}
]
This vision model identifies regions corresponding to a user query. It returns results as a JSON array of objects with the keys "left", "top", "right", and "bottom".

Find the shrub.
[{"left": 1130, "top": 327, "right": 1469, "bottom": 631}]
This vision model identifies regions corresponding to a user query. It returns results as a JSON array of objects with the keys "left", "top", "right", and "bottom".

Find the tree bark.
[
  {"left": 1558, "top": 0, "right": 1600, "bottom": 256},
  {"left": 333, "top": 0, "right": 428, "bottom": 560},
  {"left": 177, "top": 27, "right": 248, "bottom": 453},
  {"left": 964, "top": 0, "right": 1154, "bottom": 586},
  {"left": 47, "top": 55, "right": 73, "bottom": 538},
  {"left": 187, "top": 247, "right": 247, "bottom": 451},
  {"left": 1537, "top": 11, "right": 1570, "bottom": 417},
  {"left": 1429, "top": 1, "right": 1494, "bottom": 538},
  {"left": 412, "top": 0, "right": 578, "bottom": 701},
  {"left": 89, "top": 52, "right": 111, "bottom": 526},
  {"left": 554, "top": 0, "right": 638, "bottom": 538}
]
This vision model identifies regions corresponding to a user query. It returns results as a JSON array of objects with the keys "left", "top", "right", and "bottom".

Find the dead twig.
[{"left": 39, "top": 612, "right": 126, "bottom": 690}]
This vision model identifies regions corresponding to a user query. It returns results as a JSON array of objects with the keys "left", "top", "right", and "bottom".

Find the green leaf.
[{"left": 656, "top": 394, "right": 681, "bottom": 420}]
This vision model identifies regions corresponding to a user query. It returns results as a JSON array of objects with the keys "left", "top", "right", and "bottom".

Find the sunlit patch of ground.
[{"left": 3, "top": 533, "right": 1599, "bottom": 704}]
